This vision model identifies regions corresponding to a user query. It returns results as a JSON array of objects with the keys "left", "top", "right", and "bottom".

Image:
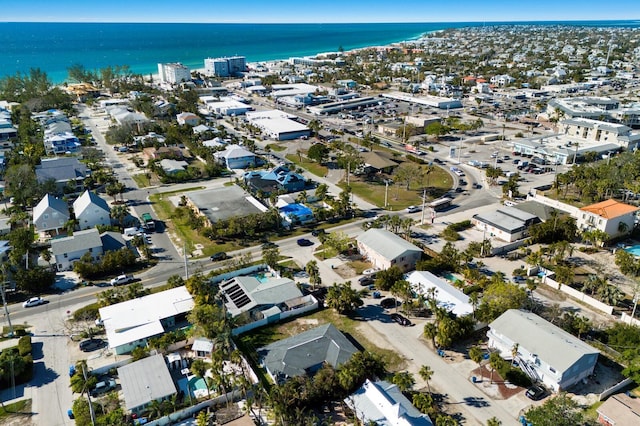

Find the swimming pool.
[
  {"left": 625, "top": 245, "right": 640, "bottom": 257},
  {"left": 441, "top": 272, "right": 461, "bottom": 283},
  {"left": 252, "top": 273, "right": 269, "bottom": 283},
  {"left": 189, "top": 376, "right": 208, "bottom": 391}
]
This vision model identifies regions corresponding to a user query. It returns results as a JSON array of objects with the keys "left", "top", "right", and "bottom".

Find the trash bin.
[{"left": 472, "top": 376, "right": 477, "bottom": 383}]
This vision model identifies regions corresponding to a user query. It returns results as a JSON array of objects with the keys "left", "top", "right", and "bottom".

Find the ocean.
[{"left": 1, "top": 21, "right": 639, "bottom": 84}]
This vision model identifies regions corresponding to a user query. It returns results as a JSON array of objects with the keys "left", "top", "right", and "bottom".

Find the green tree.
[
  {"left": 4, "top": 164, "right": 39, "bottom": 206},
  {"left": 524, "top": 393, "right": 585, "bottom": 426},
  {"left": 469, "top": 346, "right": 484, "bottom": 381},
  {"left": 392, "top": 371, "right": 415, "bottom": 393},
  {"left": 190, "top": 358, "right": 211, "bottom": 399},
  {"left": 262, "top": 247, "right": 280, "bottom": 269},
  {"left": 375, "top": 266, "right": 404, "bottom": 291},
  {"left": 305, "top": 260, "right": 321, "bottom": 290},
  {"left": 418, "top": 365, "right": 434, "bottom": 395},
  {"left": 15, "top": 266, "right": 55, "bottom": 294},
  {"left": 325, "top": 282, "right": 363, "bottom": 314},
  {"left": 477, "top": 281, "right": 527, "bottom": 323},
  {"left": 307, "top": 143, "right": 329, "bottom": 163}
]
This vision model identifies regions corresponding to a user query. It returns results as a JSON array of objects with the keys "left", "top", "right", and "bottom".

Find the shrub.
[
  {"left": 406, "top": 155, "right": 426, "bottom": 164},
  {"left": 73, "top": 303, "right": 100, "bottom": 321},
  {"left": 448, "top": 220, "right": 472, "bottom": 232},
  {"left": 462, "top": 285, "right": 482, "bottom": 295},
  {"left": 441, "top": 227, "right": 460, "bottom": 241},
  {"left": 506, "top": 368, "right": 532, "bottom": 387},
  {"left": 18, "top": 336, "right": 32, "bottom": 356}
]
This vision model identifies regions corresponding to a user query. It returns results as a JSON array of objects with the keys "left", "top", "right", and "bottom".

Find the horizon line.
[{"left": 1, "top": 18, "right": 639, "bottom": 25}]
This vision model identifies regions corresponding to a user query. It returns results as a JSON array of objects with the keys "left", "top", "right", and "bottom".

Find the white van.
[
  {"left": 124, "top": 227, "right": 138, "bottom": 237},
  {"left": 504, "top": 200, "right": 518, "bottom": 207}
]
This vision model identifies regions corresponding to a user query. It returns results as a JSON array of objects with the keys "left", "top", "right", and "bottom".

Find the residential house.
[
  {"left": 100, "top": 231, "right": 127, "bottom": 252},
  {"left": 243, "top": 166, "right": 306, "bottom": 195},
  {"left": 596, "top": 393, "right": 640, "bottom": 426},
  {"left": 406, "top": 271, "right": 473, "bottom": 317},
  {"left": 577, "top": 199, "right": 639, "bottom": 239},
  {"left": 73, "top": 190, "right": 111, "bottom": 230},
  {"left": 360, "top": 151, "right": 399, "bottom": 175},
  {"left": 176, "top": 112, "right": 200, "bottom": 126},
  {"left": 118, "top": 354, "right": 177, "bottom": 414},
  {"left": 345, "top": 379, "right": 433, "bottom": 426},
  {"left": 98, "top": 286, "right": 194, "bottom": 354},
  {"left": 219, "top": 273, "right": 317, "bottom": 334},
  {"left": 488, "top": 309, "right": 599, "bottom": 392},
  {"left": 192, "top": 338, "right": 214, "bottom": 359},
  {"left": 279, "top": 203, "right": 314, "bottom": 226},
  {"left": 258, "top": 323, "right": 358, "bottom": 384},
  {"left": 356, "top": 228, "right": 422, "bottom": 272},
  {"left": 35, "top": 157, "right": 88, "bottom": 195},
  {"left": 159, "top": 159, "right": 189, "bottom": 174},
  {"left": 43, "top": 132, "right": 81, "bottom": 155},
  {"left": 33, "top": 194, "right": 70, "bottom": 238},
  {"left": 50, "top": 228, "right": 103, "bottom": 271},
  {"left": 471, "top": 206, "right": 540, "bottom": 242},
  {"left": 213, "top": 144, "right": 257, "bottom": 169}
]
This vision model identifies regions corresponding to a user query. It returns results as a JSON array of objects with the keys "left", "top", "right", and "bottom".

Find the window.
[
  {"left": 64, "top": 253, "right": 68, "bottom": 258},
  {"left": 44, "top": 214, "right": 49, "bottom": 219},
  {"left": 549, "top": 366, "right": 556, "bottom": 373}
]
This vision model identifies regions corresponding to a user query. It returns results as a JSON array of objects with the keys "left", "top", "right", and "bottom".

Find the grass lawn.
[
  {"left": 237, "top": 308, "right": 406, "bottom": 372},
  {"left": 348, "top": 260, "right": 373, "bottom": 274},
  {"left": 131, "top": 173, "right": 152, "bottom": 188},
  {"left": 0, "top": 399, "right": 31, "bottom": 419},
  {"left": 285, "top": 154, "right": 328, "bottom": 177},
  {"left": 340, "top": 164, "right": 453, "bottom": 209},
  {"left": 266, "top": 143, "right": 286, "bottom": 152}
]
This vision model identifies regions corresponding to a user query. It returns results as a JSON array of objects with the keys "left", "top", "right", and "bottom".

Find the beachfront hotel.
[
  {"left": 157, "top": 62, "right": 191, "bottom": 84},
  {"left": 204, "top": 56, "right": 247, "bottom": 77}
]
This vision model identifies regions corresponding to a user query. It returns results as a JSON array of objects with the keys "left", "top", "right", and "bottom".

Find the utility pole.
[
  {"left": 82, "top": 363, "right": 97, "bottom": 426},
  {"left": 1, "top": 266, "right": 13, "bottom": 338},
  {"left": 420, "top": 188, "right": 427, "bottom": 225},
  {"left": 384, "top": 179, "right": 390, "bottom": 208},
  {"left": 183, "top": 244, "right": 189, "bottom": 280}
]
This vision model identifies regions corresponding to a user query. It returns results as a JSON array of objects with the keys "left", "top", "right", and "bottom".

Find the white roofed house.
[
  {"left": 345, "top": 379, "right": 433, "bottom": 426},
  {"left": 98, "top": 286, "right": 194, "bottom": 355},
  {"left": 356, "top": 228, "right": 422, "bottom": 272},
  {"left": 213, "top": 144, "right": 257, "bottom": 169},
  {"left": 219, "top": 274, "right": 318, "bottom": 334},
  {"left": 50, "top": 228, "right": 103, "bottom": 271},
  {"left": 73, "top": 190, "right": 111, "bottom": 230},
  {"left": 33, "top": 194, "right": 70, "bottom": 239},
  {"left": 117, "top": 353, "right": 177, "bottom": 415},
  {"left": 176, "top": 112, "right": 200, "bottom": 126},
  {"left": 406, "top": 271, "right": 473, "bottom": 317},
  {"left": 487, "top": 309, "right": 599, "bottom": 393}
]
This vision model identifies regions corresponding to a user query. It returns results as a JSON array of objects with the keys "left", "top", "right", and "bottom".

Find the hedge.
[
  {"left": 73, "top": 303, "right": 100, "bottom": 321},
  {"left": 18, "top": 336, "right": 32, "bottom": 357}
]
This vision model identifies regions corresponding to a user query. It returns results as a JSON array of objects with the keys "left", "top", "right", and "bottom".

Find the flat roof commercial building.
[{"left": 245, "top": 110, "right": 310, "bottom": 140}]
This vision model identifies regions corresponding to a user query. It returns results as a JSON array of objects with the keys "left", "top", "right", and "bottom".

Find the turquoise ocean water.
[{"left": 0, "top": 21, "right": 639, "bottom": 83}]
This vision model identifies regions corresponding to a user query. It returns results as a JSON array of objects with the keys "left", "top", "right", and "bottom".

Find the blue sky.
[{"left": 1, "top": 0, "right": 639, "bottom": 23}]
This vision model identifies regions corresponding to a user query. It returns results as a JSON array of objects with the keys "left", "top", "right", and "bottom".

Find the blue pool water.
[
  {"left": 253, "top": 273, "right": 269, "bottom": 283},
  {"left": 189, "top": 376, "right": 207, "bottom": 391},
  {"left": 625, "top": 245, "right": 640, "bottom": 256}
]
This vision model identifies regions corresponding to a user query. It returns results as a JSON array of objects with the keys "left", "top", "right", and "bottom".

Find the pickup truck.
[{"left": 110, "top": 274, "right": 134, "bottom": 286}]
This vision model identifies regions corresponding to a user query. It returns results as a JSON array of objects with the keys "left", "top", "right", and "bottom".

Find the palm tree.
[
  {"left": 392, "top": 371, "right": 415, "bottom": 393},
  {"left": 190, "top": 359, "right": 211, "bottom": 399},
  {"left": 423, "top": 322, "right": 437, "bottom": 349},
  {"left": 486, "top": 417, "right": 502, "bottom": 426},
  {"left": 511, "top": 343, "right": 519, "bottom": 367},
  {"left": 468, "top": 346, "right": 484, "bottom": 382},
  {"left": 305, "top": 260, "right": 321, "bottom": 290},
  {"left": 110, "top": 204, "right": 130, "bottom": 228},
  {"left": 418, "top": 365, "right": 434, "bottom": 395}
]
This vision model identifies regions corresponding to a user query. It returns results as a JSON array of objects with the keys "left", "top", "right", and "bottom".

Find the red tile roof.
[{"left": 580, "top": 199, "right": 639, "bottom": 219}]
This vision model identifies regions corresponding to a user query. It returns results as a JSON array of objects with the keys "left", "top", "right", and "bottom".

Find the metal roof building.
[
  {"left": 357, "top": 228, "right": 422, "bottom": 272},
  {"left": 488, "top": 309, "right": 599, "bottom": 392},
  {"left": 118, "top": 354, "right": 177, "bottom": 414}
]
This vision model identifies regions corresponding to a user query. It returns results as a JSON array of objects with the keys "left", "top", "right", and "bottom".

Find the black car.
[
  {"left": 311, "top": 229, "right": 326, "bottom": 237},
  {"left": 210, "top": 252, "right": 228, "bottom": 262},
  {"left": 297, "top": 238, "right": 313, "bottom": 247},
  {"left": 525, "top": 384, "right": 547, "bottom": 401},
  {"left": 390, "top": 313, "right": 412, "bottom": 326},
  {"left": 358, "top": 276, "right": 375, "bottom": 286},
  {"left": 380, "top": 297, "right": 397, "bottom": 309},
  {"left": 79, "top": 338, "right": 104, "bottom": 352}
]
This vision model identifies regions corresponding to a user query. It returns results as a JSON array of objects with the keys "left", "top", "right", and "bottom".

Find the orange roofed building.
[{"left": 577, "top": 199, "right": 639, "bottom": 239}]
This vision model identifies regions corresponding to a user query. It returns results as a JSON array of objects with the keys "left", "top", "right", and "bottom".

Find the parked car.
[
  {"left": 210, "top": 252, "right": 228, "bottom": 262},
  {"left": 525, "top": 384, "right": 547, "bottom": 401},
  {"left": 390, "top": 313, "right": 412, "bottom": 326},
  {"left": 358, "top": 276, "right": 375, "bottom": 286},
  {"left": 23, "top": 297, "right": 46, "bottom": 308},
  {"left": 110, "top": 274, "right": 134, "bottom": 286},
  {"left": 311, "top": 229, "right": 326, "bottom": 237},
  {"left": 297, "top": 238, "right": 314, "bottom": 247},
  {"left": 380, "top": 298, "right": 397, "bottom": 309},
  {"left": 406, "top": 205, "right": 421, "bottom": 213},
  {"left": 91, "top": 379, "right": 117, "bottom": 397},
  {"left": 79, "top": 338, "right": 104, "bottom": 352}
]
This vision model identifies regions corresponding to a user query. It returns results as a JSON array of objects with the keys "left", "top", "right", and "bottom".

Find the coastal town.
[{"left": 1, "top": 23, "right": 640, "bottom": 426}]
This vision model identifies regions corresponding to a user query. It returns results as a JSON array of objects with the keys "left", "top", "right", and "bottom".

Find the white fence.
[
  {"left": 620, "top": 312, "right": 640, "bottom": 327},
  {"left": 599, "top": 378, "right": 634, "bottom": 401},
  {"left": 210, "top": 264, "right": 268, "bottom": 284},
  {"left": 542, "top": 275, "right": 614, "bottom": 315},
  {"left": 145, "top": 389, "right": 244, "bottom": 426}
]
